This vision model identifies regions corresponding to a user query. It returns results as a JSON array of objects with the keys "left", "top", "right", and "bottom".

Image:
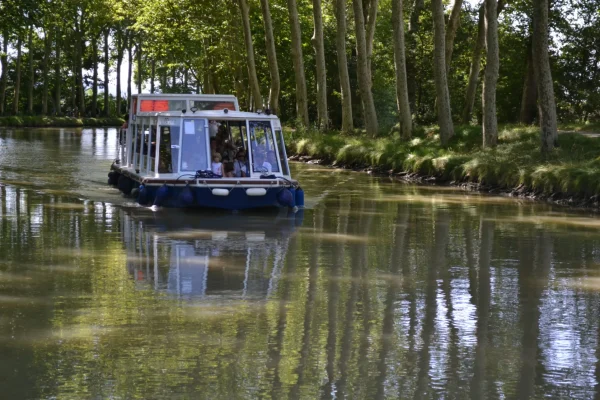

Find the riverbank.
[
  {"left": 0, "top": 116, "right": 125, "bottom": 128},
  {"left": 285, "top": 124, "right": 600, "bottom": 208}
]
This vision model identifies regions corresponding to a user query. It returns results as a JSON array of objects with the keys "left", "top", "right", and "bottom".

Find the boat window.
[
  {"left": 158, "top": 126, "right": 178, "bottom": 173},
  {"left": 191, "top": 100, "right": 236, "bottom": 111},
  {"left": 249, "top": 121, "right": 280, "bottom": 174},
  {"left": 274, "top": 129, "right": 290, "bottom": 176},
  {"left": 180, "top": 119, "right": 209, "bottom": 172}
]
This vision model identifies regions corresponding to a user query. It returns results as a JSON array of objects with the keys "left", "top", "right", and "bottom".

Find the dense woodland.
[{"left": 0, "top": 0, "right": 599, "bottom": 151}]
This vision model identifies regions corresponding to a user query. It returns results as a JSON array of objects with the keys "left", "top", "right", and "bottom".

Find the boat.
[{"left": 108, "top": 93, "right": 304, "bottom": 210}]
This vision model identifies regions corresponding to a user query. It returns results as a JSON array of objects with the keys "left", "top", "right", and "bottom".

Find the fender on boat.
[
  {"left": 154, "top": 184, "right": 170, "bottom": 206},
  {"left": 212, "top": 188, "right": 230, "bottom": 197},
  {"left": 295, "top": 187, "right": 305, "bottom": 208},
  {"left": 246, "top": 188, "right": 267, "bottom": 197},
  {"left": 180, "top": 184, "right": 195, "bottom": 206}
]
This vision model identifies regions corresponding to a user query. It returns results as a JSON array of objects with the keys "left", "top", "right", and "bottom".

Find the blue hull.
[{"left": 138, "top": 185, "right": 285, "bottom": 209}]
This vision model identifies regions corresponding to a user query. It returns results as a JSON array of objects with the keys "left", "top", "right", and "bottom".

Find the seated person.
[
  {"left": 234, "top": 149, "right": 249, "bottom": 177},
  {"left": 221, "top": 140, "right": 236, "bottom": 163},
  {"left": 211, "top": 152, "right": 223, "bottom": 176},
  {"left": 223, "top": 161, "right": 234, "bottom": 177},
  {"left": 254, "top": 151, "right": 272, "bottom": 173},
  {"left": 266, "top": 150, "right": 278, "bottom": 171}
]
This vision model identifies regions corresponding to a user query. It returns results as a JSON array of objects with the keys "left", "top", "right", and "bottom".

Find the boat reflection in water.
[{"left": 120, "top": 208, "right": 303, "bottom": 299}]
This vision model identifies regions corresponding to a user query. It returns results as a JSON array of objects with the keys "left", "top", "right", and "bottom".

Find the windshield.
[{"left": 180, "top": 119, "right": 209, "bottom": 172}]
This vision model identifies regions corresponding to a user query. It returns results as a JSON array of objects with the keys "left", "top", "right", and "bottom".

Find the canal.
[{"left": 1, "top": 127, "right": 600, "bottom": 399}]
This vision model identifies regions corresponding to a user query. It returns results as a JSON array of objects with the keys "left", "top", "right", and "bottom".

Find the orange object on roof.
[{"left": 140, "top": 100, "right": 170, "bottom": 112}]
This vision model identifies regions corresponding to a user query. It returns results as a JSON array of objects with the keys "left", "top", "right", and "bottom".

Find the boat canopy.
[{"left": 119, "top": 94, "right": 290, "bottom": 181}]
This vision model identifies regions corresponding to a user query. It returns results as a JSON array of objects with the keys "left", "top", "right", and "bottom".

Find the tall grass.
[
  {"left": 285, "top": 124, "right": 600, "bottom": 198},
  {"left": 0, "top": 116, "right": 125, "bottom": 128}
]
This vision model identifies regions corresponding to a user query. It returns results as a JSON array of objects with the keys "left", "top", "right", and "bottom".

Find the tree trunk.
[
  {"left": 392, "top": 0, "right": 412, "bottom": 139},
  {"left": 353, "top": 0, "right": 379, "bottom": 136},
  {"left": 104, "top": 29, "right": 110, "bottom": 117},
  {"left": 519, "top": 40, "right": 537, "bottom": 124},
  {"left": 365, "top": 0, "right": 379, "bottom": 75},
  {"left": 55, "top": 31, "right": 62, "bottom": 116},
  {"left": 14, "top": 35, "right": 23, "bottom": 115},
  {"left": 287, "top": 0, "right": 310, "bottom": 126},
  {"left": 116, "top": 29, "right": 123, "bottom": 117},
  {"left": 0, "top": 30, "right": 7, "bottom": 115},
  {"left": 445, "top": 0, "right": 464, "bottom": 73},
  {"left": 238, "top": 0, "right": 263, "bottom": 111},
  {"left": 406, "top": 0, "right": 424, "bottom": 110},
  {"left": 127, "top": 34, "right": 133, "bottom": 111},
  {"left": 482, "top": 0, "right": 498, "bottom": 147},
  {"left": 260, "top": 0, "right": 280, "bottom": 115},
  {"left": 150, "top": 59, "right": 155, "bottom": 93},
  {"left": 335, "top": 0, "right": 354, "bottom": 132},
  {"left": 462, "top": 6, "right": 484, "bottom": 124},
  {"left": 27, "top": 26, "right": 34, "bottom": 114},
  {"left": 136, "top": 41, "right": 142, "bottom": 93},
  {"left": 92, "top": 35, "right": 98, "bottom": 117},
  {"left": 76, "top": 19, "right": 85, "bottom": 116},
  {"left": 184, "top": 67, "right": 188, "bottom": 91},
  {"left": 462, "top": 0, "right": 506, "bottom": 124},
  {"left": 42, "top": 30, "right": 51, "bottom": 115},
  {"left": 312, "top": 0, "right": 329, "bottom": 130},
  {"left": 431, "top": 0, "right": 454, "bottom": 144},
  {"left": 532, "top": 0, "right": 558, "bottom": 153}
]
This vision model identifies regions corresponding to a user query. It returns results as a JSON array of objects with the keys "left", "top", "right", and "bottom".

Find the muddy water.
[{"left": 1, "top": 127, "right": 600, "bottom": 399}]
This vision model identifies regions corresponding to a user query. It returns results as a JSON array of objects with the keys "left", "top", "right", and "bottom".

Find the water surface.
[{"left": 1, "top": 127, "right": 600, "bottom": 399}]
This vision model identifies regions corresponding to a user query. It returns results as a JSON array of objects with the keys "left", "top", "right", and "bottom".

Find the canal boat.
[{"left": 108, "top": 93, "right": 303, "bottom": 210}]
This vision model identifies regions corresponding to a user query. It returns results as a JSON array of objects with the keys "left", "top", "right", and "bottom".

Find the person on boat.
[
  {"left": 221, "top": 140, "right": 236, "bottom": 162},
  {"left": 234, "top": 150, "right": 248, "bottom": 177},
  {"left": 266, "top": 150, "right": 278, "bottom": 171},
  {"left": 223, "top": 161, "right": 234, "bottom": 177},
  {"left": 211, "top": 152, "right": 223, "bottom": 176},
  {"left": 254, "top": 151, "right": 272, "bottom": 173},
  {"left": 209, "top": 120, "right": 218, "bottom": 137}
]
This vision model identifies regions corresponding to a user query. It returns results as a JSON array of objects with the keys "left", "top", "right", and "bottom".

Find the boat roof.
[
  {"left": 137, "top": 109, "right": 281, "bottom": 120},
  {"left": 133, "top": 93, "right": 238, "bottom": 100}
]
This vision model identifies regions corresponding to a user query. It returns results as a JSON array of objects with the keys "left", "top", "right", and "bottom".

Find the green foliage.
[
  {"left": 0, "top": 0, "right": 598, "bottom": 127},
  {"left": 286, "top": 125, "right": 600, "bottom": 198}
]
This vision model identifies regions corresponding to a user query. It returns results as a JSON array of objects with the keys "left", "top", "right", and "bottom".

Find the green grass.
[
  {"left": 285, "top": 124, "right": 600, "bottom": 199},
  {"left": 0, "top": 115, "right": 125, "bottom": 128},
  {"left": 558, "top": 121, "right": 600, "bottom": 133}
]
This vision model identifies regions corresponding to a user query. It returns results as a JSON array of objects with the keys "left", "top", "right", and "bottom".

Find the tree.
[
  {"left": 392, "top": 0, "right": 412, "bottom": 138},
  {"left": 259, "top": 0, "right": 280, "bottom": 115},
  {"left": 353, "top": 0, "right": 378, "bottom": 136},
  {"left": 104, "top": 28, "right": 110, "bottom": 116},
  {"left": 462, "top": 0, "right": 505, "bottom": 124},
  {"left": 519, "top": 39, "right": 537, "bottom": 124},
  {"left": 13, "top": 34, "right": 22, "bottom": 114},
  {"left": 431, "top": 0, "right": 454, "bottom": 144},
  {"left": 312, "top": 0, "right": 329, "bottom": 130},
  {"left": 334, "top": 0, "right": 353, "bottom": 133},
  {"left": 238, "top": 0, "right": 262, "bottom": 111},
  {"left": 27, "top": 25, "right": 34, "bottom": 114},
  {"left": 532, "top": 0, "right": 558, "bottom": 153},
  {"left": 0, "top": 30, "right": 8, "bottom": 115},
  {"left": 482, "top": 0, "right": 499, "bottom": 147},
  {"left": 445, "top": 0, "right": 464, "bottom": 73},
  {"left": 286, "top": 0, "right": 309, "bottom": 126}
]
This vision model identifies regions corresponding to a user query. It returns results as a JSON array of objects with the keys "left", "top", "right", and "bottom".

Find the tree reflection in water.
[{"left": 3, "top": 170, "right": 600, "bottom": 398}]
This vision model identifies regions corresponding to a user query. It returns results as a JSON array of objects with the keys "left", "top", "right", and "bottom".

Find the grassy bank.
[
  {"left": 285, "top": 125, "right": 600, "bottom": 203},
  {"left": 0, "top": 115, "right": 125, "bottom": 128}
]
